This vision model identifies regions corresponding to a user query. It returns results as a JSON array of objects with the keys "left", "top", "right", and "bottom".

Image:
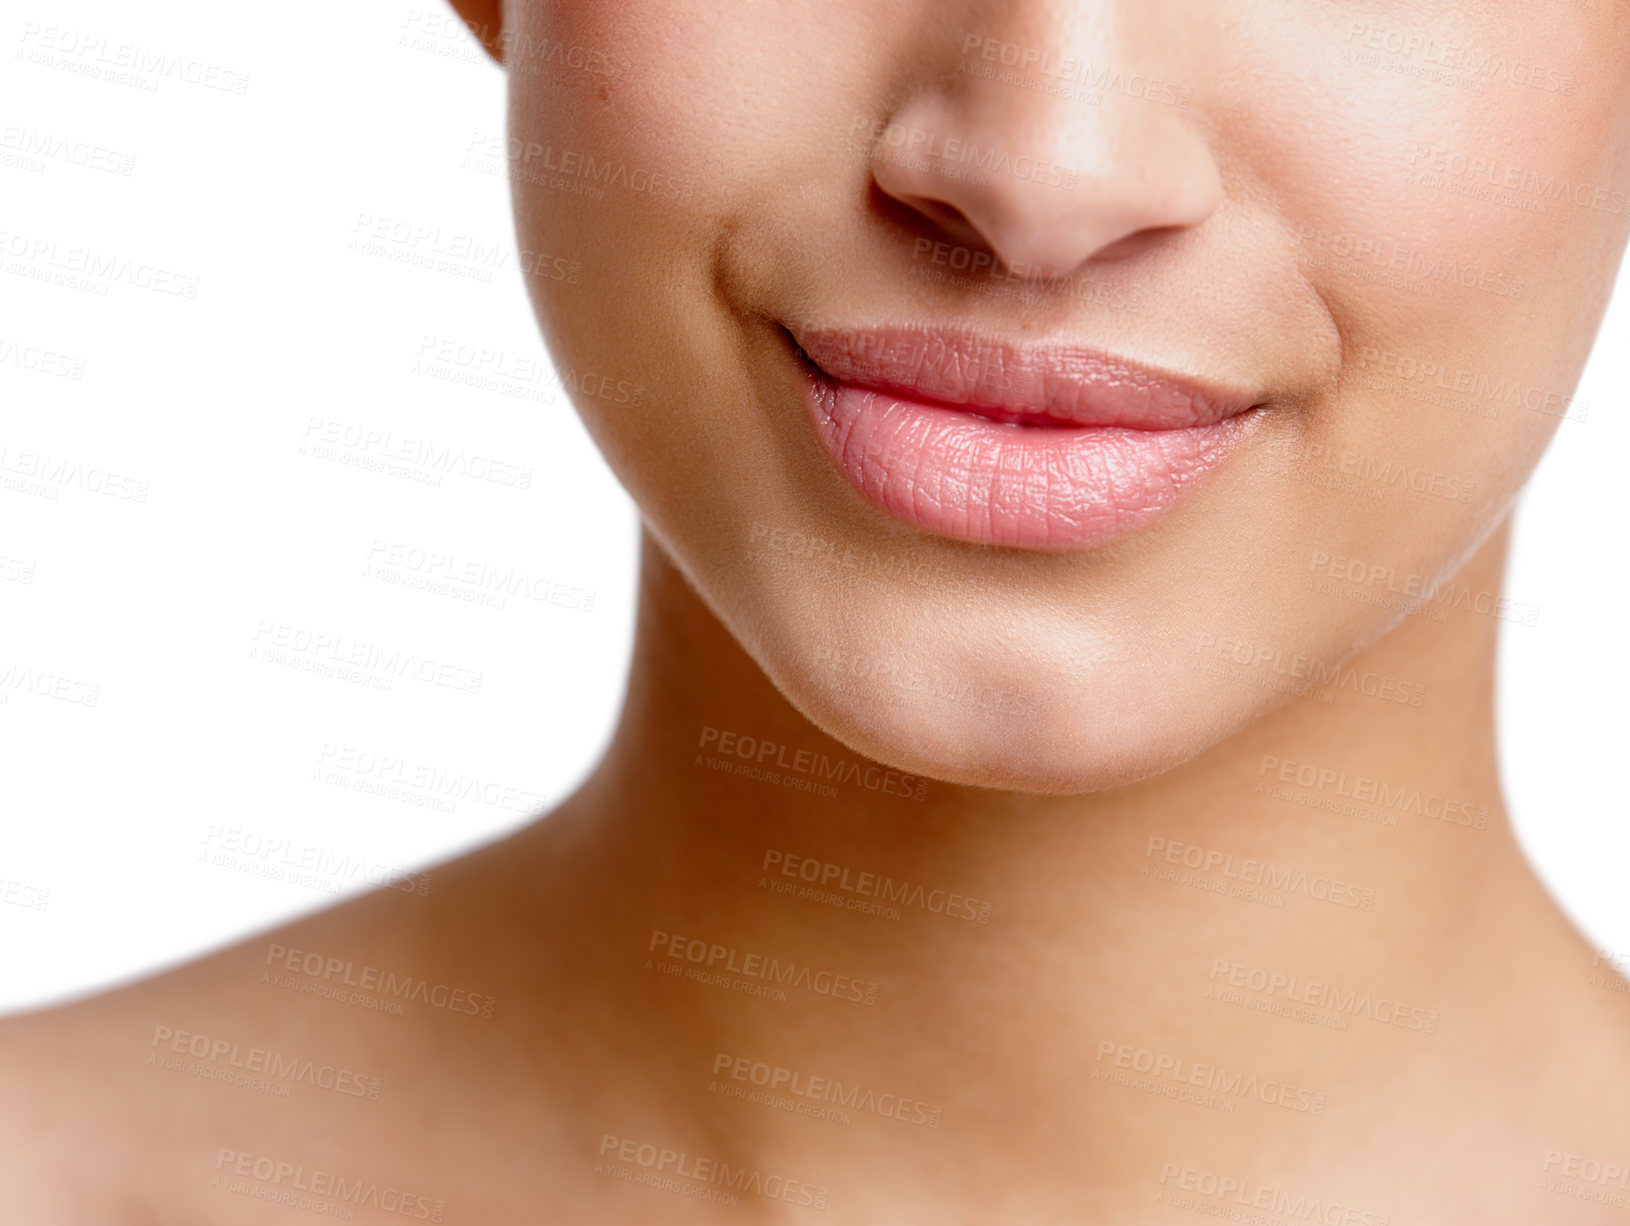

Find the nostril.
[
  {"left": 907, "top": 198, "right": 990, "bottom": 251},
  {"left": 864, "top": 76, "right": 1224, "bottom": 287},
  {"left": 871, "top": 183, "right": 997, "bottom": 265}
]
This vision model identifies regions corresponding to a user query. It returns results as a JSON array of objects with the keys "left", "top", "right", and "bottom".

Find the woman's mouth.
[{"left": 789, "top": 322, "right": 1265, "bottom": 551}]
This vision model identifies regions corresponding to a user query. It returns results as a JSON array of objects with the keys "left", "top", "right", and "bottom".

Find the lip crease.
[
  {"left": 787, "top": 322, "right": 1265, "bottom": 551},
  {"left": 792, "top": 324, "right": 1258, "bottom": 429}
]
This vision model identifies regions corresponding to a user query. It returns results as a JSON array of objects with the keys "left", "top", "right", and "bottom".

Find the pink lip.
[{"left": 790, "top": 324, "right": 1263, "bottom": 550}]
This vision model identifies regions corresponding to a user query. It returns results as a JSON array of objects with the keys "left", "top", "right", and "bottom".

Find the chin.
[{"left": 756, "top": 621, "right": 1260, "bottom": 796}]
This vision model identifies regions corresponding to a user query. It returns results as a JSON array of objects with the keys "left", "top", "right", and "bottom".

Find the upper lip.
[{"left": 789, "top": 322, "right": 1260, "bottom": 429}]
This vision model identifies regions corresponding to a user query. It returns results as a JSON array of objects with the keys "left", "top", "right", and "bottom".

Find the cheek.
[
  {"left": 507, "top": 2, "right": 809, "bottom": 207},
  {"left": 1224, "top": 6, "right": 1627, "bottom": 337},
  {"left": 504, "top": 0, "right": 913, "bottom": 567},
  {"left": 1215, "top": 6, "right": 1630, "bottom": 549},
  {"left": 502, "top": 2, "right": 804, "bottom": 472}
]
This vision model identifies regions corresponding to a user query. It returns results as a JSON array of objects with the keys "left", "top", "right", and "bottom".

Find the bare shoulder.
[
  {"left": 0, "top": 837, "right": 542, "bottom": 1224},
  {"left": 0, "top": 812, "right": 726, "bottom": 1224}
]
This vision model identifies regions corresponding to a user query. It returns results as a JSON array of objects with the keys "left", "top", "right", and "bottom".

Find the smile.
[{"left": 790, "top": 322, "right": 1264, "bottom": 550}]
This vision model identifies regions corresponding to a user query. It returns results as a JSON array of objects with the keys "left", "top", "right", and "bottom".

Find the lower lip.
[{"left": 800, "top": 373, "right": 1255, "bottom": 551}]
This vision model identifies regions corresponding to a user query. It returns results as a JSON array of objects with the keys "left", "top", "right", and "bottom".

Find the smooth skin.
[{"left": 5, "top": 1, "right": 1630, "bottom": 1222}]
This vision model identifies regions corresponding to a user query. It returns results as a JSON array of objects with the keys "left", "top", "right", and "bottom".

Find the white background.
[{"left": 1, "top": 0, "right": 1624, "bottom": 1013}]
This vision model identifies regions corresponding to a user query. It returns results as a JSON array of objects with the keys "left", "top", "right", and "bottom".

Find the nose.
[{"left": 867, "top": 30, "right": 1223, "bottom": 280}]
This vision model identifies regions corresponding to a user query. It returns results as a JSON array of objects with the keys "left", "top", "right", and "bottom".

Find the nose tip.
[{"left": 867, "top": 90, "right": 1222, "bottom": 280}]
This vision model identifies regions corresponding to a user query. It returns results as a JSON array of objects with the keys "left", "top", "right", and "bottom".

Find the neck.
[{"left": 535, "top": 519, "right": 1599, "bottom": 1211}]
